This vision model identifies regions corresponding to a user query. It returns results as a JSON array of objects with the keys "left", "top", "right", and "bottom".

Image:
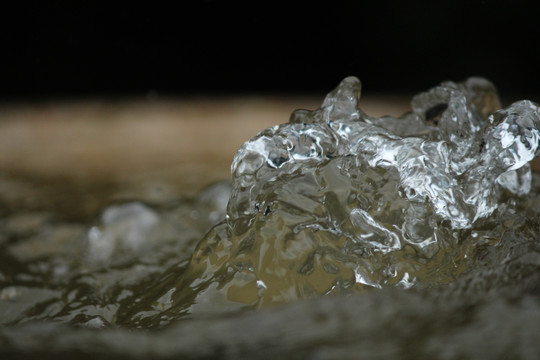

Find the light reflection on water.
[{"left": 1, "top": 82, "right": 540, "bottom": 358}]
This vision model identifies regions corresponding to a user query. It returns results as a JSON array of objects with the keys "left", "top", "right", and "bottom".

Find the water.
[{"left": 1, "top": 77, "right": 540, "bottom": 358}]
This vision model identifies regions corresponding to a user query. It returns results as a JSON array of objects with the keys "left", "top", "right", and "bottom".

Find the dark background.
[{"left": 1, "top": 1, "right": 539, "bottom": 101}]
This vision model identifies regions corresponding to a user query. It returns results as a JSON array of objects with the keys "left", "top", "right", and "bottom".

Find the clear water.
[{"left": 1, "top": 77, "right": 540, "bottom": 358}]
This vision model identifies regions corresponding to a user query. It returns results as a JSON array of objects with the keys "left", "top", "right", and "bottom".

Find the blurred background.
[
  {"left": 1, "top": 1, "right": 539, "bottom": 100},
  {"left": 0, "top": 1, "right": 539, "bottom": 219}
]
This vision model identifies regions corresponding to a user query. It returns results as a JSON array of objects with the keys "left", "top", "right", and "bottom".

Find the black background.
[{"left": 1, "top": 1, "right": 539, "bottom": 101}]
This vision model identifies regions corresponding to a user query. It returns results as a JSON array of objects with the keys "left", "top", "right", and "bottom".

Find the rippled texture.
[
  {"left": 0, "top": 182, "right": 232, "bottom": 328},
  {"left": 2, "top": 78, "right": 540, "bottom": 358},
  {"left": 152, "top": 76, "right": 540, "bottom": 316},
  {"left": 1, "top": 77, "right": 539, "bottom": 330}
]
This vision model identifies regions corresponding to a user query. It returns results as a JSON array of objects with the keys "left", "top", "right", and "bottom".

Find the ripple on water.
[{"left": 1, "top": 77, "right": 540, "bottom": 332}]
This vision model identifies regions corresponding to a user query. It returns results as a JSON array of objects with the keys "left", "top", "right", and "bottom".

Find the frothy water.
[{"left": 2, "top": 77, "right": 540, "bottom": 358}]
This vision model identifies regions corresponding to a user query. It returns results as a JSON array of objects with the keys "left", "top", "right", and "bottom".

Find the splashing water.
[
  {"left": 132, "top": 76, "right": 540, "bottom": 318},
  {"left": 2, "top": 77, "right": 540, "bottom": 334}
]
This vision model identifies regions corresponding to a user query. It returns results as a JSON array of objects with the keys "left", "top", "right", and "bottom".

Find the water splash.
[
  {"left": 2, "top": 77, "right": 540, "bottom": 331},
  {"left": 161, "top": 76, "right": 540, "bottom": 314}
]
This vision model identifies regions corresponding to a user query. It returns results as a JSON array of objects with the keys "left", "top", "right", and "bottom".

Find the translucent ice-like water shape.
[
  {"left": 3, "top": 78, "right": 540, "bottom": 358},
  {"left": 154, "top": 76, "right": 540, "bottom": 315}
]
